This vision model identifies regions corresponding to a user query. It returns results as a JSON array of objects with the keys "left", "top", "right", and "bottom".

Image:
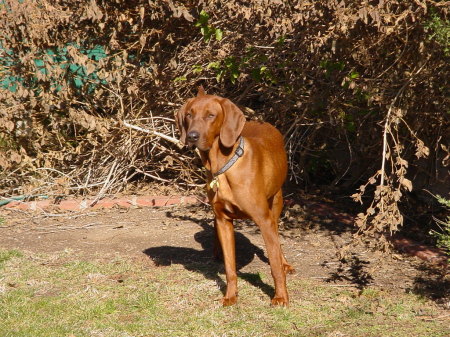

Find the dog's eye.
[
  {"left": 186, "top": 113, "right": 192, "bottom": 119},
  {"left": 207, "top": 114, "right": 215, "bottom": 119}
]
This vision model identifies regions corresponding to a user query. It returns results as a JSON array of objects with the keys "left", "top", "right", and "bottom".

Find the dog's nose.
[{"left": 187, "top": 131, "right": 200, "bottom": 143}]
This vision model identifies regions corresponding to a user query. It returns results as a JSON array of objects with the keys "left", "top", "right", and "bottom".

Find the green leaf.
[
  {"left": 277, "top": 35, "right": 286, "bottom": 44},
  {"left": 174, "top": 76, "right": 187, "bottom": 82},
  {"left": 216, "top": 70, "right": 225, "bottom": 82},
  {"left": 192, "top": 65, "right": 203, "bottom": 74},
  {"left": 34, "top": 59, "right": 45, "bottom": 68},
  {"left": 200, "top": 26, "right": 213, "bottom": 42},
  {"left": 195, "top": 10, "right": 209, "bottom": 27},
  {"left": 207, "top": 61, "right": 220, "bottom": 70},
  {"left": 73, "top": 77, "right": 83, "bottom": 88},
  {"left": 215, "top": 28, "right": 223, "bottom": 41},
  {"left": 350, "top": 71, "right": 360, "bottom": 79}
]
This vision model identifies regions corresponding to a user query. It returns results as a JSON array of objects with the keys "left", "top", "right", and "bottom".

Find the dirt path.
[{"left": 1, "top": 203, "right": 448, "bottom": 309}]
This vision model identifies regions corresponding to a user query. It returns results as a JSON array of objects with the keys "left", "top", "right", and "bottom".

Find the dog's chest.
[{"left": 209, "top": 175, "right": 243, "bottom": 217}]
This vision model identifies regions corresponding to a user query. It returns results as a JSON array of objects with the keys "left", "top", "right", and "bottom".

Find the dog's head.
[{"left": 175, "top": 87, "right": 246, "bottom": 151}]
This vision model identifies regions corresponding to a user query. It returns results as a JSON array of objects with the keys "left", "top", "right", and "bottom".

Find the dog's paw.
[
  {"left": 221, "top": 295, "right": 237, "bottom": 307},
  {"left": 271, "top": 296, "right": 289, "bottom": 307},
  {"left": 283, "top": 264, "right": 296, "bottom": 275}
]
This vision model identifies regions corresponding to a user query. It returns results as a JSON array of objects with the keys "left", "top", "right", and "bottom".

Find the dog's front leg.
[{"left": 214, "top": 216, "right": 238, "bottom": 306}]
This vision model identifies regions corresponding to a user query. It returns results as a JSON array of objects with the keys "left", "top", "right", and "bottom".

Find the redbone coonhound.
[{"left": 175, "top": 87, "right": 293, "bottom": 306}]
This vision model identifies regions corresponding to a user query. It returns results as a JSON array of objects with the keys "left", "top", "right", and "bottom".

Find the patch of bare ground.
[{"left": 1, "top": 200, "right": 448, "bottom": 310}]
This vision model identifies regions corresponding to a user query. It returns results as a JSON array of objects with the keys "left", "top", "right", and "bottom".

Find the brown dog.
[{"left": 175, "top": 87, "right": 293, "bottom": 306}]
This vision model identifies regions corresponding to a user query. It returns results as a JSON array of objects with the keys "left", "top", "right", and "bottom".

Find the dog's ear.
[
  {"left": 175, "top": 99, "right": 191, "bottom": 144},
  {"left": 197, "top": 85, "right": 206, "bottom": 96},
  {"left": 219, "top": 98, "right": 246, "bottom": 148}
]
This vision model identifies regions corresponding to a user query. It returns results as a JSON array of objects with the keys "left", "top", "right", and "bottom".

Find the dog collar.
[
  {"left": 213, "top": 136, "right": 245, "bottom": 177},
  {"left": 209, "top": 137, "right": 244, "bottom": 190}
]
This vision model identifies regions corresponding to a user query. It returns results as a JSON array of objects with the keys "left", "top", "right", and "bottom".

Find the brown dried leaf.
[
  {"left": 3, "top": 120, "right": 15, "bottom": 132},
  {"left": 351, "top": 193, "right": 362, "bottom": 203},
  {"left": 400, "top": 178, "right": 413, "bottom": 192},
  {"left": 415, "top": 140, "right": 429, "bottom": 159},
  {"left": 393, "top": 190, "right": 402, "bottom": 201},
  {"left": 10, "top": 151, "right": 22, "bottom": 164}
]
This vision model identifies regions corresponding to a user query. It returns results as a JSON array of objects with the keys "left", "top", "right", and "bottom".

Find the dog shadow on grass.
[{"left": 143, "top": 208, "right": 274, "bottom": 299}]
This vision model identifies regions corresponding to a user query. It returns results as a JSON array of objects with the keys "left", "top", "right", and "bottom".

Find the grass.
[
  {"left": 0, "top": 249, "right": 448, "bottom": 337},
  {"left": 0, "top": 249, "right": 22, "bottom": 267}
]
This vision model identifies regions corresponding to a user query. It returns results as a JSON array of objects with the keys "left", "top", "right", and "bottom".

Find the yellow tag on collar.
[{"left": 209, "top": 177, "right": 219, "bottom": 190}]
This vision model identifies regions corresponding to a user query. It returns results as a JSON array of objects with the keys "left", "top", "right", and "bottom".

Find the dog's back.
[{"left": 242, "top": 121, "right": 288, "bottom": 192}]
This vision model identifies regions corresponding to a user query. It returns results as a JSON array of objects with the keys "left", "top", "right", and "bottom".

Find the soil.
[{"left": 1, "top": 201, "right": 449, "bottom": 309}]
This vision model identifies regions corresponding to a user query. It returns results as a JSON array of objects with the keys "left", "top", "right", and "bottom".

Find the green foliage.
[
  {"left": 425, "top": 11, "right": 450, "bottom": 56},
  {"left": 0, "top": 43, "right": 107, "bottom": 93},
  {"left": 191, "top": 64, "right": 203, "bottom": 74},
  {"left": 207, "top": 57, "right": 240, "bottom": 83},
  {"left": 342, "top": 70, "right": 360, "bottom": 89},
  {"left": 200, "top": 47, "right": 277, "bottom": 85},
  {"left": 430, "top": 195, "right": 450, "bottom": 260},
  {"left": 195, "top": 10, "right": 223, "bottom": 42},
  {"left": 320, "top": 59, "right": 345, "bottom": 77},
  {"left": 173, "top": 75, "right": 187, "bottom": 82},
  {"left": 435, "top": 195, "right": 450, "bottom": 208}
]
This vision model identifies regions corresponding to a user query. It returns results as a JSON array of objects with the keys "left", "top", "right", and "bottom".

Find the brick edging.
[
  {"left": 392, "top": 237, "right": 448, "bottom": 266},
  {"left": 2, "top": 195, "right": 205, "bottom": 211},
  {"left": 2, "top": 195, "right": 447, "bottom": 266}
]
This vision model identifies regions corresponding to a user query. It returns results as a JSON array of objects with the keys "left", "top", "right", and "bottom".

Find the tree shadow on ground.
[
  {"left": 412, "top": 263, "right": 450, "bottom": 308},
  {"left": 280, "top": 198, "right": 356, "bottom": 238},
  {"left": 143, "top": 207, "right": 274, "bottom": 299},
  {"left": 325, "top": 254, "right": 374, "bottom": 290}
]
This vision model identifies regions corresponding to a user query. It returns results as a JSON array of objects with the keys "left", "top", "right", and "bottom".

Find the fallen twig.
[{"left": 123, "top": 119, "right": 182, "bottom": 148}]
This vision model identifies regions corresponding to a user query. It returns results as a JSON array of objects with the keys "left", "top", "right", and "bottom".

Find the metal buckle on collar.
[{"left": 235, "top": 146, "right": 244, "bottom": 157}]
